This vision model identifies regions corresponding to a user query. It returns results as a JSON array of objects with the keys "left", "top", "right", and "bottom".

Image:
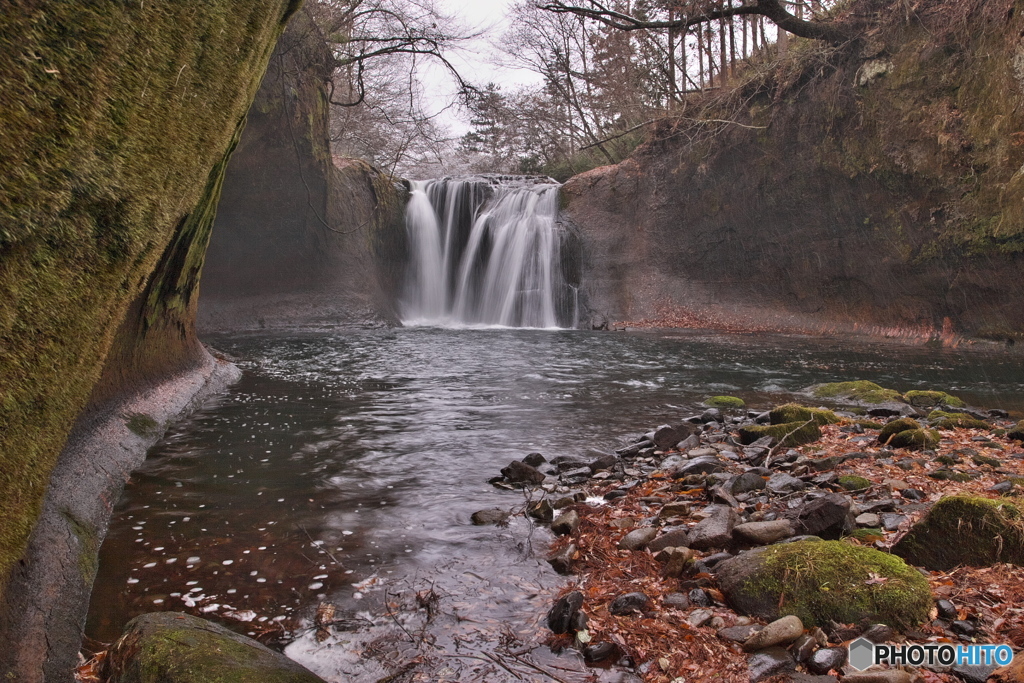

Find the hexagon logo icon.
[{"left": 848, "top": 637, "right": 876, "bottom": 671}]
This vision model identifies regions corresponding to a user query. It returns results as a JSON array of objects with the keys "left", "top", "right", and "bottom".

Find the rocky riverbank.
[{"left": 486, "top": 383, "right": 1024, "bottom": 683}]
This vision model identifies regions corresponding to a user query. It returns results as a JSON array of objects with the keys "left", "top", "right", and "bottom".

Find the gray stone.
[
  {"left": 731, "top": 471, "right": 767, "bottom": 494},
  {"left": 855, "top": 513, "right": 880, "bottom": 527},
  {"left": 658, "top": 501, "right": 691, "bottom": 518},
  {"left": 862, "top": 623, "right": 893, "bottom": 643},
  {"left": 687, "top": 608, "right": 714, "bottom": 627},
  {"left": 582, "top": 641, "right": 620, "bottom": 663},
  {"left": 608, "top": 592, "right": 650, "bottom": 616},
  {"left": 951, "top": 664, "right": 998, "bottom": 683},
  {"left": 501, "top": 460, "right": 545, "bottom": 485},
  {"left": 880, "top": 512, "right": 907, "bottom": 531},
  {"left": 807, "top": 647, "right": 846, "bottom": 675},
  {"left": 661, "top": 547, "right": 694, "bottom": 578},
  {"left": 547, "top": 591, "right": 584, "bottom": 634},
  {"left": 688, "top": 588, "right": 712, "bottom": 607},
  {"left": 786, "top": 493, "right": 853, "bottom": 539},
  {"left": 662, "top": 592, "right": 691, "bottom": 610},
  {"left": 618, "top": 527, "right": 658, "bottom": 551},
  {"left": 733, "top": 520, "right": 795, "bottom": 545},
  {"left": 676, "top": 434, "right": 700, "bottom": 451},
  {"left": 687, "top": 505, "right": 737, "bottom": 550},
  {"left": 471, "top": 508, "right": 510, "bottom": 525},
  {"left": 747, "top": 647, "right": 795, "bottom": 683},
  {"left": 547, "top": 543, "right": 577, "bottom": 575},
  {"left": 104, "top": 612, "right": 326, "bottom": 683},
  {"left": 648, "top": 527, "right": 690, "bottom": 552},
  {"left": 936, "top": 599, "right": 957, "bottom": 620},
  {"left": 616, "top": 440, "right": 653, "bottom": 457},
  {"left": 792, "top": 633, "right": 816, "bottom": 662},
  {"left": 551, "top": 509, "right": 579, "bottom": 536},
  {"left": 768, "top": 473, "right": 806, "bottom": 493},
  {"left": 523, "top": 452, "right": 546, "bottom": 467},
  {"left": 528, "top": 499, "right": 554, "bottom": 522},
  {"left": 653, "top": 424, "right": 690, "bottom": 450},
  {"left": 742, "top": 615, "right": 804, "bottom": 651},
  {"left": 717, "top": 624, "right": 762, "bottom": 642},
  {"left": 672, "top": 456, "right": 725, "bottom": 477}
]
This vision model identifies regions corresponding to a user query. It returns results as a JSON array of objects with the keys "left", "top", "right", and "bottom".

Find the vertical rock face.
[
  {"left": 562, "top": 0, "right": 1024, "bottom": 341},
  {"left": 198, "top": 12, "right": 407, "bottom": 332},
  {"left": 0, "top": 1, "right": 300, "bottom": 680}
]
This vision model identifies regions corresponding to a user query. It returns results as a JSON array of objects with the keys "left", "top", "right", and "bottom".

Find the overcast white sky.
[{"left": 418, "top": 0, "right": 543, "bottom": 135}]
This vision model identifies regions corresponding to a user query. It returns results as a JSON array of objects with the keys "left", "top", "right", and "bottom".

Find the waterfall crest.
[{"left": 401, "top": 176, "right": 574, "bottom": 328}]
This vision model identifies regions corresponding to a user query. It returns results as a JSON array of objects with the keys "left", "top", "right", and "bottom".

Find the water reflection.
[{"left": 87, "top": 328, "right": 1024, "bottom": 679}]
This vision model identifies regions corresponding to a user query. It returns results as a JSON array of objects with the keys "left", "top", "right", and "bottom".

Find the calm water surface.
[{"left": 87, "top": 328, "right": 1024, "bottom": 681}]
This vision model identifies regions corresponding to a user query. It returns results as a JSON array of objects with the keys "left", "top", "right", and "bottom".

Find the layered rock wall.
[{"left": 564, "top": 0, "right": 1024, "bottom": 341}]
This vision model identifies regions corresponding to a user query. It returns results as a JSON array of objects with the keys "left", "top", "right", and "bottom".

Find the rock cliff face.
[
  {"left": 198, "top": 13, "right": 407, "bottom": 332},
  {"left": 0, "top": 2, "right": 300, "bottom": 680},
  {"left": 564, "top": 0, "right": 1024, "bottom": 341}
]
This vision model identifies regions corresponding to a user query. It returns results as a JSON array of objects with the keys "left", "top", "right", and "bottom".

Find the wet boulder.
[
  {"left": 551, "top": 509, "right": 580, "bottom": 536},
  {"left": 608, "top": 591, "right": 651, "bottom": 616},
  {"left": 500, "top": 460, "right": 545, "bottom": 485},
  {"left": 471, "top": 509, "right": 510, "bottom": 525},
  {"left": 652, "top": 424, "right": 697, "bottom": 450},
  {"left": 103, "top": 612, "right": 326, "bottom": 683},
  {"left": 715, "top": 541, "right": 931, "bottom": 628},
  {"left": 892, "top": 495, "right": 1024, "bottom": 570},
  {"left": 1008, "top": 420, "right": 1024, "bottom": 442},
  {"left": 547, "top": 590, "right": 584, "bottom": 634}
]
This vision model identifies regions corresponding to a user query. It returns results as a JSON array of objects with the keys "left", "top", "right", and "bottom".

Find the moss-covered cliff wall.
[
  {"left": 564, "top": 0, "right": 1024, "bottom": 341},
  {"left": 0, "top": 0, "right": 300, "bottom": 620},
  {"left": 198, "top": 11, "right": 407, "bottom": 331}
]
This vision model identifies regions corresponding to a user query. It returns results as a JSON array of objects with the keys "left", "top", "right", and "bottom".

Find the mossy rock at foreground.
[
  {"left": 888, "top": 428, "right": 940, "bottom": 450},
  {"left": 905, "top": 390, "right": 965, "bottom": 408},
  {"left": 1004, "top": 420, "right": 1024, "bottom": 442},
  {"left": 892, "top": 495, "right": 1024, "bottom": 571},
  {"left": 877, "top": 418, "right": 919, "bottom": 443},
  {"left": 715, "top": 541, "right": 931, "bottom": 629},
  {"left": 769, "top": 403, "right": 840, "bottom": 426},
  {"left": 927, "top": 410, "right": 991, "bottom": 431},
  {"left": 738, "top": 421, "right": 822, "bottom": 448},
  {"left": 810, "top": 381, "right": 903, "bottom": 405},
  {"left": 104, "top": 612, "right": 325, "bottom": 683},
  {"left": 837, "top": 475, "right": 872, "bottom": 491},
  {"left": 705, "top": 395, "right": 746, "bottom": 409}
]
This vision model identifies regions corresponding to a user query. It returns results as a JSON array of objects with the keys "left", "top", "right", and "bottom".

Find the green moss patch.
[
  {"left": 124, "top": 412, "right": 159, "bottom": 437},
  {"left": 878, "top": 418, "right": 920, "bottom": 444},
  {"left": 735, "top": 541, "right": 932, "bottom": 628},
  {"left": 769, "top": 403, "right": 840, "bottom": 426},
  {"left": 928, "top": 469, "right": 974, "bottom": 482},
  {"left": 892, "top": 495, "right": 1024, "bottom": 570},
  {"left": 927, "top": 410, "right": 991, "bottom": 431},
  {"left": 811, "top": 381, "right": 903, "bottom": 405},
  {"left": 904, "top": 390, "right": 965, "bottom": 408},
  {"left": 737, "top": 420, "right": 822, "bottom": 448},
  {"left": 705, "top": 395, "right": 745, "bottom": 409},
  {"left": 837, "top": 475, "right": 872, "bottom": 491},
  {"left": 888, "top": 429, "right": 940, "bottom": 450}
]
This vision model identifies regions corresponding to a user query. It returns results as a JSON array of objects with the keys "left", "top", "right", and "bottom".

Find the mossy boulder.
[
  {"left": 888, "top": 429, "right": 940, "bottom": 450},
  {"left": 904, "top": 390, "right": 965, "bottom": 408},
  {"left": 892, "top": 495, "right": 1024, "bottom": 571},
  {"left": 769, "top": 403, "right": 840, "bottom": 426},
  {"left": 1005, "top": 421, "right": 1024, "bottom": 442},
  {"left": 715, "top": 541, "right": 932, "bottom": 629},
  {"left": 705, "top": 395, "right": 745, "bottom": 409},
  {"left": 837, "top": 475, "right": 872, "bottom": 491},
  {"left": 877, "top": 418, "right": 920, "bottom": 444},
  {"left": 104, "top": 612, "right": 325, "bottom": 683},
  {"left": 810, "top": 381, "right": 903, "bottom": 405},
  {"left": 738, "top": 421, "right": 822, "bottom": 448},
  {"left": 927, "top": 410, "right": 991, "bottom": 431}
]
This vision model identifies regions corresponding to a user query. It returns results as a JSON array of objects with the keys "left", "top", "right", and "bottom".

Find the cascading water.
[{"left": 401, "top": 176, "right": 574, "bottom": 328}]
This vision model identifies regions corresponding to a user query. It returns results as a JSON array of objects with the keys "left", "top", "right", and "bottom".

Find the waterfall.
[{"left": 401, "top": 176, "right": 573, "bottom": 328}]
